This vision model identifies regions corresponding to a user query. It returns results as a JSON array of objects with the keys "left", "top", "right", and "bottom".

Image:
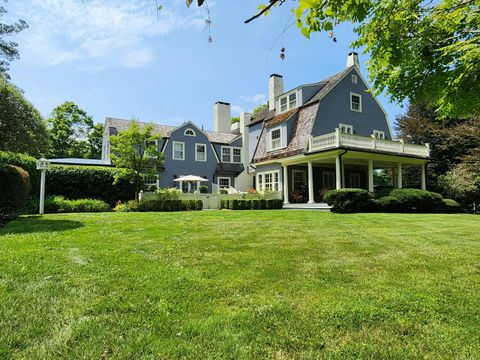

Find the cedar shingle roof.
[
  {"left": 265, "top": 108, "right": 298, "bottom": 128},
  {"left": 105, "top": 117, "right": 239, "bottom": 144}
]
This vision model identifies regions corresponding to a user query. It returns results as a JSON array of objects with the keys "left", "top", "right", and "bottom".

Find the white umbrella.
[{"left": 173, "top": 175, "right": 208, "bottom": 182}]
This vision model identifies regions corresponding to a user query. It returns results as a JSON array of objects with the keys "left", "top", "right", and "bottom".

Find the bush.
[
  {"left": 258, "top": 199, "right": 267, "bottom": 209},
  {"left": 229, "top": 199, "right": 239, "bottom": 210},
  {"left": 0, "top": 164, "right": 31, "bottom": 215},
  {"left": 324, "top": 188, "right": 376, "bottom": 213},
  {"left": 0, "top": 151, "right": 38, "bottom": 195},
  {"left": 220, "top": 199, "right": 229, "bottom": 209},
  {"left": 134, "top": 199, "right": 202, "bottom": 212},
  {"left": 113, "top": 200, "right": 139, "bottom": 212},
  {"left": 237, "top": 200, "right": 245, "bottom": 210},
  {"left": 199, "top": 185, "right": 208, "bottom": 194},
  {"left": 244, "top": 199, "right": 252, "bottom": 210},
  {"left": 386, "top": 188, "right": 444, "bottom": 213},
  {"left": 43, "top": 196, "right": 110, "bottom": 213},
  {"left": 442, "top": 199, "right": 461, "bottom": 213},
  {"left": 154, "top": 187, "right": 182, "bottom": 200},
  {"left": 251, "top": 199, "right": 259, "bottom": 209},
  {"left": 45, "top": 166, "right": 136, "bottom": 205}
]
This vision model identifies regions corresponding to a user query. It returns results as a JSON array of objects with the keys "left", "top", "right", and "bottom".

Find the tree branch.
[{"left": 245, "top": 0, "right": 282, "bottom": 24}]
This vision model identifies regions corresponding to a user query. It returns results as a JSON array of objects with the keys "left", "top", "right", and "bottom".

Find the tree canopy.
[
  {"left": 0, "top": 76, "right": 49, "bottom": 157},
  {"left": 109, "top": 121, "right": 164, "bottom": 201},
  {"left": 0, "top": 0, "right": 28, "bottom": 78}
]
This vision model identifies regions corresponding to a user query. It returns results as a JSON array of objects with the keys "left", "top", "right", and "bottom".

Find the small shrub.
[
  {"left": 237, "top": 200, "right": 245, "bottom": 210},
  {"left": 244, "top": 199, "right": 252, "bottom": 210},
  {"left": 155, "top": 187, "right": 182, "bottom": 200},
  {"left": 251, "top": 199, "right": 259, "bottom": 209},
  {"left": 136, "top": 199, "right": 202, "bottom": 212},
  {"left": 375, "top": 196, "right": 398, "bottom": 213},
  {"left": 387, "top": 188, "right": 444, "bottom": 213},
  {"left": 0, "top": 151, "right": 38, "bottom": 195},
  {"left": 229, "top": 199, "right": 239, "bottom": 210},
  {"left": 272, "top": 198, "right": 284, "bottom": 209},
  {"left": 0, "top": 164, "right": 31, "bottom": 215},
  {"left": 324, "top": 188, "right": 376, "bottom": 213},
  {"left": 442, "top": 198, "right": 461, "bottom": 213},
  {"left": 258, "top": 199, "right": 267, "bottom": 209},
  {"left": 219, "top": 189, "right": 228, "bottom": 194},
  {"left": 43, "top": 196, "right": 110, "bottom": 213},
  {"left": 195, "top": 200, "right": 203, "bottom": 210},
  {"left": 199, "top": 185, "right": 208, "bottom": 194},
  {"left": 266, "top": 199, "right": 275, "bottom": 209}
]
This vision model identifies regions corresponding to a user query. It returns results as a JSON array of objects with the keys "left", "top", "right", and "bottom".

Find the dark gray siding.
[
  {"left": 300, "top": 84, "right": 322, "bottom": 104},
  {"left": 248, "top": 122, "right": 263, "bottom": 162},
  {"left": 159, "top": 122, "right": 219, "bottom": 191},
  {"left": 311, "top": 68, "right": 392, "bottom": 139},
  {"left": 212, "top": 136, "right": 243, "bottom": 162}
]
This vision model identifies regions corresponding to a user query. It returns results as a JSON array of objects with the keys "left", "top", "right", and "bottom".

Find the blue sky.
[{"left": 8, "top": 0, "right": 405, "bottom": 131}]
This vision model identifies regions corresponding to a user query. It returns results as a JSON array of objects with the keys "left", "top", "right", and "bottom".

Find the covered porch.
[{"left": 280, "top": 149, "right": 429, "bottom": 204}]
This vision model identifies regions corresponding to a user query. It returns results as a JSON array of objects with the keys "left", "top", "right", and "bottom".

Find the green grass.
[{"left": 1, "top": 211, "right": 480, "bottom": 359}]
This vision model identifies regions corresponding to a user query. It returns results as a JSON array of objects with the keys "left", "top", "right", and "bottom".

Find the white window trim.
[
  {"left": 217, "top": 177, "right": 231, "bottom": 188},
  {"left": 184, "top": 128, "right": 196, "bottom": 137},
  {"left": 373, "top": 130, "right": 385, "bottom": 139},
  {"left": 195, "top": 143, "right": 207, "bottom": 162},
  {"left": 339, "top": 123, "right": 353, "bottom": 134},
  {"left": 220, "top": 146, "right": 242, "bottom": 163},
  {"left": 172, "top": 141, "right": 185, "bottom": 160},
  {"left": 350, "top": 92, "right": 362, "bottom": 113},
  {"left": 278, "top": 91, "right": 297, "bottom": 113},
  {"left": 269, "top": 126, "right": 284, "bottom": 151},
  {"left": 292, "top": 170, "right": 307, "bottom": 192},
  {"left": 256, "top": 170, "right": 281, "bottom": 192}
]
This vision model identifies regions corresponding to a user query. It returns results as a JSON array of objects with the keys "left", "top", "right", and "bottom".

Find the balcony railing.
[{"left": 309, "top": 129, "right": 430, "bottom": 158}]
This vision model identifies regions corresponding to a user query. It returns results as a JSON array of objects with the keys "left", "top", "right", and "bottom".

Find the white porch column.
[
  {"left": 187, "top": 182, "right": 192, "bottom": 193},
  {"left": 179, "top": 181, "right": 183, "bottom": 193},
  {"left": 421, "top": 164, "right": 426, "bottom": 190},
  {"left": 335, "top": 155, "right": 341, "bottom": 189},
  {"left": 282, "top": 164, "right": 289, "bottom": 204},
  {"left": 197, "top": 181, "right": 201, "bottom": 192},
  {"left": 39, "top": 169, "right": 46, "bottom": 215},
  {"left": 397, "top": 163, "right": 403, "bottom": 189},
  {"left": 307, "top": 161, "right": 315, "bottom": 204},
  {"left": 368, "top": 160, "right": 374, "bottom": 192}
]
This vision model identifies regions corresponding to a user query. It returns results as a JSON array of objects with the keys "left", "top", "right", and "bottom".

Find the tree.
[
  {"left": 0, "top": 0, "right": 28, "bottom": 78},
  {"left": 88, "top": 123, "right": 104, "bottom": 159},
  {"left": 396, "top": 102, "right": 480, "bottom": 181},
  {"left": 190, "top": 0, "right": 480, "bottom": 118},
  {"left": 252, "top": 104, "right": 268, "bottom": 117},
  {"left": 0, "top": 75, "right": 49, "bottom": 157},
  {"left": 47, "top": 101, "right": 94, "bottom": 158},
  {"left": 109, "top": 121, "right": 164, "bottom": 201},
  {"left": 231, "top": 116, "right": 240, "bottom": 124}
]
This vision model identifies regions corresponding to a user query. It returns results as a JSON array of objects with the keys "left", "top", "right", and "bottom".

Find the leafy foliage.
[
  {"left": 0, "top": 164, "right": 30, "bottom": 214},
  {"left": 109, "top": 121, "right": 164, "bottom": 200},
  {"left": 42, "top": 196, "right": 110, "bottom": 213},
  {"left": 0, "top": 151, "right": 39, "bottom": 195},
  {"left": 88, "top": 123, "right": 104, "bottom": 159},
  {"left": 135, "top": 199, "right": 203, "bottom": 212},
  {"left": 47, "top": 101, "right": 96, "bottom": 158},
  {"left": 324, "top": 188, "right": 377, "bottom": 213},
  {"left": 252, "top": 104, "right": 268, "bottom": 117},
  {"left": 0, "top": 76, "right": 49, "bottom": 157},
  {"left": 0, "top": 1, "right": 28, "bottom": 78}
]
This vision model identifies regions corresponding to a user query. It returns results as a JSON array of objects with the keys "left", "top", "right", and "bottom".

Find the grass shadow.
[{"left": 0, "top": 216, "right": 84, "bottom": 235}]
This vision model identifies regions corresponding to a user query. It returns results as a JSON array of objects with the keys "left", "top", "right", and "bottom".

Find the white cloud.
[
  {"left": 241, "top": 94, "right": 267, "bottom": 104},
  {"left": 15, "top": 0, "right": 204, "bottom": 68},
  {"left": 231, "top": 105, "right": 245, "bottom": 115}
]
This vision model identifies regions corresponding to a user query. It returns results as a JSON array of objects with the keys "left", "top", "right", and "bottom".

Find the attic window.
[
  {"left": 270, "top": 128, "right": 282, "bottom": 150},
  {"left": 279, "top": 92, "right": 297, "bottom": 113},
  {"left": 351, "top": 74, "right": 358, "bottom": 84},
  {"left": 350, "top": 93, "right": 362, "bottom": 112},
  {"left": 184, "top": 128, "right": 196, "bottom": 136}
]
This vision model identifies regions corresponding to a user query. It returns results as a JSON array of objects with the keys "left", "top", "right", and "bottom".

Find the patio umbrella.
[{"left": 173, "top": 175, "right": 208, "bottom": 182}]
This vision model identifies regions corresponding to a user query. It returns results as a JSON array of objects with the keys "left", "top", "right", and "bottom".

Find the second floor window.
[
  {"left": 270, "top": 128, "right": 282, "bottom": 150},
  {"left": 233, "top": 148, "right": 241, "bottom": 163},
  {"left": 279, "top": 92, "right": 297, "bottom": 113},
  {"left": 221, "top": 147, "right": 231, "bottom": 162},
  {"left": 350, "top": 93, "right": 362, "bottom": 112},
  {"left": 173, "top": 141, "right": 185, "bottom": 160},
  {"left": 280, "top": 97, "right": 288, "bottom": 112},
  {"left": 195, "top": 143, "right": 207, "bottom": 161}
]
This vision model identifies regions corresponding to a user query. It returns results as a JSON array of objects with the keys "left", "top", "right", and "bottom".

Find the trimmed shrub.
[
  {"left": 135, "top": 199, "right": 202, "bottom": 212},
  {"left": 244, "top": 199, "right": 252, "bottom": 210},
  {"left": 386, "top": 188, "right": 444, "bottom": 213},
  {"left": 324, "top": 188, "right": 376, "bottom": 213},
  {"left": 258, "top": 199, "right": 267, "bottom": 209},
  {"left": 251, "top": 199, "right": 259, "bottom": 209},
  {"left": 0, "top": 151, "right": 38, "bottom": 190},
  {"left": 199, "top": 185, "right": 208, "bottom": 194},
  {"left": 271, "top": 199, "right": 284, "bottom": 209},
  {"left": 46, "top": 165, "right": 135, "bottom": 205},
  {"left": 237, "top": 200, "right": 245, "bottom": 210},
  {"left": 220, "top": 199, "right": 229, "bottom": 209},
  {"left": 154, "top": 187, "right": 181, "bottom": 200},
  {"left": 442, "top": 199, "right": 461, "bottom": 213},
  {"left": 43, "top": 196, "right": 110, "bottom": 213},
  {"left": 0, "top": 164, "right": 31, "bottom": 214},
  {"left": 229, "top": 199, "right": 239, "bottom": 210}
]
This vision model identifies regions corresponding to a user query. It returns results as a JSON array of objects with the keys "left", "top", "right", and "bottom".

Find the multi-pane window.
[
  {"left": 373, "top": 130, "right": 385, "bottom": 139},
  {"left": 221, "top": 147, "right": 231, "bottom": 162},
  {"left": 350, "top": 93, "right": 362, "bottom": 112},
  {"left": 184, "top": 128, "right": 196, "bottom": 136},
  {"left": 280, "top": 97, "right": 288, "bottom": 112},
  {"left": 195, "top": 143, "right": 207, "bottom": 161},
  {"left": 233, "top": 148, "right": 241, "bottom": 163},
  {"left": 271, "top": 128, "right": 282, "bottom": 150},
  {"left": 221, "top": 146, "right": 242, "bottom": 163},
  {"left": 218, "top": 177, "right": 231, "bottom": 189},
  {"left": 173, "top": 141, "right": 185, "bottom": 160},
  {"left": 288, "top": 93, "right": 297, "bottom": 109},
  {"left": 339, "top": 123, "right": 353, "bottom": 134},
  {"left": 292, "top": 170, "right": 306, "bottom": 192},
  {"left": 257, "top": 171, "right": 280, "bottom": 192}
]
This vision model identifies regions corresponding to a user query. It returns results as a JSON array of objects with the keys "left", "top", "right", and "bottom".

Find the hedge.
[
  {"left": 0, "top": 151, "right": 38, "bottom": 195},
  {"left": 221, "top": 198, "right": 283, "bottom": 210},
  {"left": 134, "top": 199, "right": 203, "bottom": 212},
  {"left": 0, "top": 164, "right": 31, "bottom": 215},
  {"left": 41, "top": 196, "right": 110, "bottom": 213},
  {"left": 324, "top": 188, "right": 376, "bottom": 213},
  {"left": 46, "top": 166, "right": 136, "bottom": 205}
]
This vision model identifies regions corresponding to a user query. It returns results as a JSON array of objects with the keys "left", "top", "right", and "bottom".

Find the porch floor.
[{"left": 283, "top": 202, "right": 332, "bottom": 211}]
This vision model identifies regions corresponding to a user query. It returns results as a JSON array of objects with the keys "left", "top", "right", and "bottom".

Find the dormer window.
[
  {"left": 339, "top": 123, "right": 353, "bottom": 134},
  {"left": 184, "top": 128, "right": 196, "bottom": 137},
  {"left": 373, "top": 130, "right": 385, "bottom": 139},
  {"left": 279, "top": 92, "right": 297, "bottom": 113},
  {"left": 350, "top": 92, "right": 362, "bottom": 112}
]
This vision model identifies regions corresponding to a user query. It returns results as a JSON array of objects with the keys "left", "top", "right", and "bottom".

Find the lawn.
[{"left": 1, "top": 211, "right": 479, "bottom": 359}]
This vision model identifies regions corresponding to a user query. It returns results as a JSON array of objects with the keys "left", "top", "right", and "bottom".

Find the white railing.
[{"left": 309, "top": 129, "right": 430, "bottom": 158}]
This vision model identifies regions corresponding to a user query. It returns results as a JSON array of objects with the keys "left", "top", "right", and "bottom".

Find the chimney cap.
[
  {"left": 348, "top": 51, "right": 358, "bottom": 56},
  {"left": 215, "top": 101, "right": 230, "bottom": 106},
  {"left": 270, "top": 73, "right": 283, "bottom": 78}
]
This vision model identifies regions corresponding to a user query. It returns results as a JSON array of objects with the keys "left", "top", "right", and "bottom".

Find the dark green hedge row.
[
  {"left": 136, "top": 199, "right": 203, "bottom": 212},
  {"left": 220, "top": 198, "right": 284, "bottom": 210},
  {"left": 0, "top": 164, "right": 31, "bottom": 215},
  {"left": 46, "top": 166, "right": 135, "bottom": 205},
  {"left": 324, "top": 188, "right": 461, "bottom": 213},
  {"left": 41, "top": 196, "right": 110, "bottom": 213},
  {"left": 0, "top": 151, "right": 38, "bottom": 195}
]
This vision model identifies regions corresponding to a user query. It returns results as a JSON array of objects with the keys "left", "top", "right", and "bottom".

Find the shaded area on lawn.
[{"left": 0, "top": 215, "right": 84, "bottom": 235}]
